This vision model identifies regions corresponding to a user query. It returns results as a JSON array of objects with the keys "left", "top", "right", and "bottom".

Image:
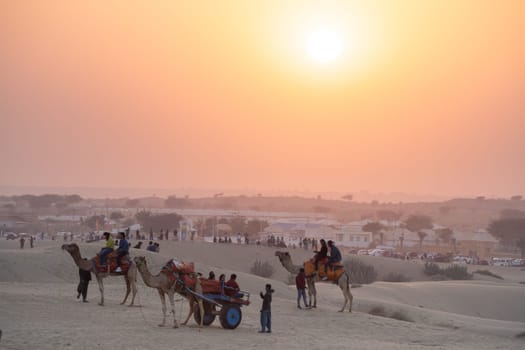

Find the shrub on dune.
[
  {"left": 345, "top": 258, "right": 377, "bottom": 284},
  {"left": 250, "top": 260, "right": 275, "bottom": 278},
  {"left": 382, "top": 272, "right": 411, "bottom": 282}
]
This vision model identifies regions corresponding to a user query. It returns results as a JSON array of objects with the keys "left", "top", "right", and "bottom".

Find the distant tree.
[
  {"left": 362, "top": 222, "right": 385, "bottom": 245},
  {"left": 229, "top": 216, "right": 247, "bottom": 233},
  {"left": 122, "top": 218, "right": 135, "bottom": 227},
  {"left": 3, "top": 203, "right": 15, "bottom": 211},
  {"left": 64, "top": 194, "right": 83, "bottom": 204},
  {"left": 246, "top": 219, "right": 269, "bottom": 236},
  {"left": 376, "top": 210, "right": 402, "bottom": 223},
  {"left": 500, "top": 209, "right": 525, "bottom": 219},
  {"left": 110, "top": 211, "right": 124, "bottom": 221},
  {"left": 204, "top": 217, "right": 217, "bottom": 236},
  {"left": 17, "top": 194, "right": 63, "bottom": 209},
  {"left": 488, "top": 218, "right": 525, "bottom": 258},
  {"left": 511, "top": 195, "right": 523, "bottom": 201},
  {"left": 165, "top": 195, "right": 191, "bottom": 208},
  {"left": 84, "top": 215, "right": 106, "bottom": 230},
  {"left": 135, "top": 211, "right": 183, "bottom": 232},
  {"left": 341, "top": 194, "right": 353, "bottom": 201},
  {"left": 135, "top": 210, "right": 151, "bottom": 223},
  {"left": 435, "top": 227, "right": 454, "bottom": 244},
  {"left": 438, "top": 206, "right": 454, "bottom": 216},
  {"left": 417, "top": 232, "right": 428, "bottom": 250},
  {"left": 125, "top": 199, "right": 140, "bottom": 207},
  {"left": 313, "top": 206, "right": 330, "bottom": 213},
  {"left": 360, "top": 213, "right": 375, "bottom": 220},
  {"left": 403, "top": 215, "right": 433, "bottom": 250}
]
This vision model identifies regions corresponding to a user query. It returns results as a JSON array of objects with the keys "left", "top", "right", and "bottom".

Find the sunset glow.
[
  {"left": 307, "top": 29, "right": 342, "bottom": 63},
  {"left": 1, "top": 0, "right": 524, "bottom": 199}
]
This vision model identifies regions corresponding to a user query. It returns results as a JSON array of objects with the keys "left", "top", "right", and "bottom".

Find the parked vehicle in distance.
[
  {"left": 357, "top": 249, "right": 369, "bottom": 255},
  {"left": 511, "top": 259, "right": 525, "bottom": 267},
  {"left": 490, "top": 257, "right": 514, "bottom": 266},
  {"left": 369, "top": 249, "right": 386, "bottom": 257},
  {"left": 477, "top": 259, "right": 489, "bottom": 265},
  {"left": 5, "top": 232, "right": 18, "bottom": 240}
]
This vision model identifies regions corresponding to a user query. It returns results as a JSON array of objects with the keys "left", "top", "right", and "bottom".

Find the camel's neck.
[
  {"left": 67, "top": 248, "right": 92, "bottom": 271},
  {"left": 279, "top": 257, "right": 301, "bottom": 274},
  {"left": 137, "top": 264, "right": 161, "bottom": 288}
]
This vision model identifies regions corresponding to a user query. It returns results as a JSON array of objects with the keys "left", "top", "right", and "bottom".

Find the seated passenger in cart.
[{"left": 225, "top": 274, "right": 243, "bottom": 298}]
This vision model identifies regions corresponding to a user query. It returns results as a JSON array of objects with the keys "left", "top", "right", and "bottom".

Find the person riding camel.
[
  {"left": 99, "top": 232, "right": 115, "bottom": 266},
  {"left": 313, "top": 239, "right": 328, "bottom": 275},
  {"left": 323, "top": 240, "right": 342, "bottom": 280},
  {"left": 115, "top": 232, "right": 129, "bottom": 273}
]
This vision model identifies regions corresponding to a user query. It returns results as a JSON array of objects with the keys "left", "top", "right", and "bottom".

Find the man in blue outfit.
[{"left": 115, "top": 232, "right": 129, "bottom": 273}]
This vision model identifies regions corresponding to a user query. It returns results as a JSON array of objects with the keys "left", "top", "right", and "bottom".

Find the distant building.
[{"left": 454, "top": 230, "right": 498, "bottom": 258}]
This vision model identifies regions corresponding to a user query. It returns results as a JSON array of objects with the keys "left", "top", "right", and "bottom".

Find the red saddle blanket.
[
  {"left": 93, "top": 252, "right": 130, "bottom": 273},
  {"left": 182, "top": 277, "right": 223, "bottom": 294}
]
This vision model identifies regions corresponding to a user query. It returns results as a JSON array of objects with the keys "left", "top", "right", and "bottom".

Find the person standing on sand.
[
  {"left": 77, "top": 258, "right": 91, "bottom": 302},
  {"left": 30, "top": 235, "right": 34, "bottom": 248},
  {"left": 19, "top": 237, "right": 25, "bottom": 249},
  {"left": 296, "top": 268, "right": 308, "bottom": 309},
  {"left": 259, "top": 283, "right": 274, "bottom": 333}
]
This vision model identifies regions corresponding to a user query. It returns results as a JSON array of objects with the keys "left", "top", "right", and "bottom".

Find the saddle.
[
  {"left": 161, "top": 259, "right": 223, "bottom": 294},
  {"left": 304, "top": 259, "right": 344, "bottom": 281},
  {"left": 93, "top": 251, "right": 130, "bottom": 273},
  {"left": 161, "top": 259, "right": 195, "bottom": 284}
]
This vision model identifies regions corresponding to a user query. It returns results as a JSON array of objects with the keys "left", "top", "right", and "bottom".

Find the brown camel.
[
  {"left": 275, "top": 251, "right": 353, "bottom": 312},
  {"left": 133, "top": 256, "right": 205, "bottom": 328},
  {"left": 61, "top": 243, "right": 137, "bottom": 306}
]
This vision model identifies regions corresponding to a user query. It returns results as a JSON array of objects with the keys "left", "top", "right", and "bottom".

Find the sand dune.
[{"left": 0, "top": 240, "right": 524, "bottom": 350}]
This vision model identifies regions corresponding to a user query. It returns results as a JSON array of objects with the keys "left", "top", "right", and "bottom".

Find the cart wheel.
[
  {"left": 193, "top": 303, "right": 216, "bottom": 326},
  {"left": 220, "top": 304, "right": 242, "bottom": 329}
]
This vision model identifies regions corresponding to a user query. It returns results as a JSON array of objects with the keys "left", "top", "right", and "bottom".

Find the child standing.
[{"left": 259, "top": 283, "right": 274, "bottom": 333}]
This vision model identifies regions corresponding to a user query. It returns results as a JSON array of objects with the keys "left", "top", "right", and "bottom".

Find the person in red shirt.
[
  {"left": 225, "top": 274, "right": 240, "bottom": 297},
  {"left": 296, "top": 268, "right": 308, "bottom": 309}
]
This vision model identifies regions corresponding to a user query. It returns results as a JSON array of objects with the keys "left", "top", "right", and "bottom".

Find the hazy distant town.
[{"left": 2, "top": 193, "right": 524, "bottom": 261}]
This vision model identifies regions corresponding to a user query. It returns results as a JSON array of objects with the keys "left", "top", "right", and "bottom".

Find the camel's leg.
[
  {"left": 307, "top": 278, "right": 317, "bottom": 308},
  {"left": 181, "top": 298, "right": 193, "bottom": 326},
  {"left": 121, "top": 275, "right": 131, "bottom": 305},
  {"left": 128, "top": 277, "right": 137, "bottom": 306},
  {"left": 158, "top": 290, "right": 167, "bottom": 327},
  {"left": 195, "top": 280, "right": 204, "bottom": 328},
  {"left": 168, "top": 290, "right": 179, "bottom": 328},
  {"left": 96, "top": 275, "right": 104, "bottom": 306},
  {"left": 338, "top": 274, "right": 353, "bottom": 313}
]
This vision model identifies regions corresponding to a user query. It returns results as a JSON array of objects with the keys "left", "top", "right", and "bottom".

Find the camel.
[
  {"left": 61, "top": 243, "right": 137, "bottom": 306},
  {"left": 275, "top": 251, "right": 353, "bottom": 312},
  {"left": 133, "top": 256, "right": 204, "bottom": 328}
]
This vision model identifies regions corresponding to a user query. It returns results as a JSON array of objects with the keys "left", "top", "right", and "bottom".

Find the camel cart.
[{"left": 182, "top": 284, "right": 251, "bottom": 329}]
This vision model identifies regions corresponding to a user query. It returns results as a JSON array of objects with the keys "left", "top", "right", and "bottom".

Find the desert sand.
[{"left": 0, "top": 239, "right": 524, "bottom": 350}]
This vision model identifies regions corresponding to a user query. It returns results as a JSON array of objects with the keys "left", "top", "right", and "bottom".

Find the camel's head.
[
  {"left": 61, "top": 243, "right": 79, "bottom": 253},
  {"left": 133, "top": 256, "right": 147, "bottom": 269},
  {"left": 275, "top": 251, "right": 290, "bottom": 262}
]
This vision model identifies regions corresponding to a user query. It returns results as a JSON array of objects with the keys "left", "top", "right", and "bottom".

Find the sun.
[{"left": 307, "top": 29, "right": 343, "bottom": 63}]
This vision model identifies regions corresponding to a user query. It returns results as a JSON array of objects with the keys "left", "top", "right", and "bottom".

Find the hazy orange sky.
[{"left": 1, "top": 1, "right": 524, "bottom": 199}]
